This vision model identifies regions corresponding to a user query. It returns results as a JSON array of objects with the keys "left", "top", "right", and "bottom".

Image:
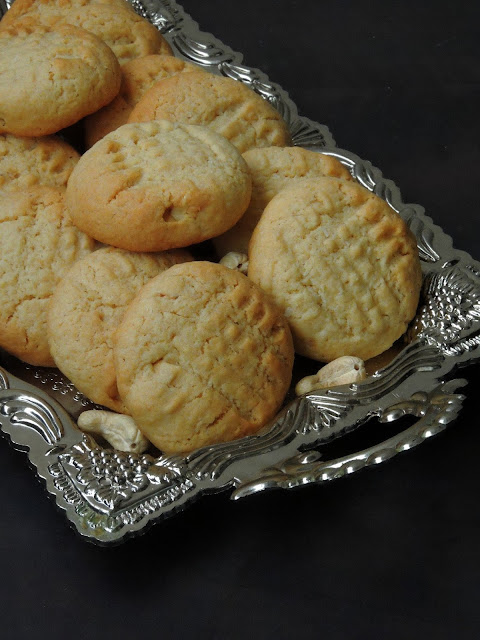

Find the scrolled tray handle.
[{"left": 231, "top": 378, "right": 467, "bottom": 499}]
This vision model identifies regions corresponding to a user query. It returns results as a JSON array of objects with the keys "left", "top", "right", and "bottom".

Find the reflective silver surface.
[{"left": 1, "top": 0, "right": 479, "bottom": 544}]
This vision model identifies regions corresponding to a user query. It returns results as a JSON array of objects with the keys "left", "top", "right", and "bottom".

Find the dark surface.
[{"left": 1, "top": 1, "right": 480, "bottom": 638}]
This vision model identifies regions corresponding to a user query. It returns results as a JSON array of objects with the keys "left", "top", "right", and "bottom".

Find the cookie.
[
  {"left": 128, "top": 71, "right": 292, "bottom": 154},
  {"left": 0, "top": 186, "right": 96, "bottom": 366},
  {"left": 0, "top": 0, "right": 135, "bottom": 29},
  {"left": 47, "top": 4, "right": 173, "bottom": 66},
  {"left": 213, "top": 146, "right": 353, "bottom": 256},
  {"left": 85, "top": 55, "right": 203, "bottom": 147},
  {"left": 47, "top": 246, "right": 192, "bottom": 412},
  {"left": 0, "top": 21, "right": 121, "bottom": 136},
  {"left": 248, "top": 177, "right": 422, "bottom": 362},
  {"left": 66, "top": 120, "right": 252, "bottom": 252},
  {"left": 119, "top": 55, "right": 201, "bottom": 106},
  {"left": 113, "top": 261, "right": 294, "bottom": 454},
  {"left": 0, "top": 133, "right": 79, "bottom": 192}
]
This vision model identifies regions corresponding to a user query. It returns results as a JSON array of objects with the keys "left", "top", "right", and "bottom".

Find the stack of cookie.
[{"left": 0, "top": 0, "right": 422, "bottom": 455}]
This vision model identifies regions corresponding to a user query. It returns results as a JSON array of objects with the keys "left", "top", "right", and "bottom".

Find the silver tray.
[{"left": 1, "top": 0, "right": 479, "bottom": 545}]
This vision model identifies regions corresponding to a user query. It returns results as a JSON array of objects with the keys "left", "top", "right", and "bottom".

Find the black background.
[{"left": 1, "top": 1, "right": 480, "bottom": 638}]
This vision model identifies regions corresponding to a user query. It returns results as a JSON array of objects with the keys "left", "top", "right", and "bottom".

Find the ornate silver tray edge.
[{"left": 0, "top": 0, "right": 479, "bottom": 544}]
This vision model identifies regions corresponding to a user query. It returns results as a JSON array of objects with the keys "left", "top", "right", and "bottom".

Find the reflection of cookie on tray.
[
  {"left": 0, "top": 21, "right": 121, "bottom": 136},
  {"left": 114, "top": 261, "right": 295, "bottom": 454},
  {"left": 66, "top": 120, "right": 252, "bottom": 252},
  {"left": 128, "top": 71, "right": 292, "bottom": 153},
  {"left": 0, "top": 187, "right": 96, "bottom": 367},
  {"left": 214, "top": 146, "right": 353, "bottom": 256},
  {"left": 48, "top": 246, "right": 192, "bottom": 413},
  {"left": 248, "top": 177, "right": 422, "bottom": 362}
]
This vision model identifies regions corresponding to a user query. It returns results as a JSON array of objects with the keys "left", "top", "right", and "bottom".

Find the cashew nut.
[
  {"left": 77, "top": 410, "right": 150, "bottom": 453},
  {"left": 219, "top": 251, "right": 249, "bottom": 274},
  {"left": 295, "top": 356, "right": 367, "bottom": 395}
]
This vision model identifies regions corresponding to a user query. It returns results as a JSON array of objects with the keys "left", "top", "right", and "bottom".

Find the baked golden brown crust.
[
  {"left": 0, "top": 0, "right": 134, "bottom": 30},
  {"left": 0, "top": 186, "right": 96, "bottom": 366},
  {"left": 248, "top": 177, "right": 422, "bottom": 362},
  {"left": 47, "top": 4, "right": 173, "bottom": 65},
  {"left": 47, "top": 246, "right": 192, "bottom": 412},
  {"left": 214, "top": 146, "right": 353, "bottom": 256},
  {"left": 113, "top": 261, "right": 294, "bottom": 454},
  {"left": 66, "top": 120, "right": 252, "bottom": 252},
  {"left": 0, "top": 0, "right": 169, "bottom": 65},
  {"left": 0, "top": 133, "right": 79, "bottom": 192},
  {"left": 85, "top": 55, "right": 203, "bottom": 147},
  {"left": 128, "top": 71, "right": 292, "bottom": 153},
  {"left": 0, "top": 22, "right": 121, "bottom": 136}
]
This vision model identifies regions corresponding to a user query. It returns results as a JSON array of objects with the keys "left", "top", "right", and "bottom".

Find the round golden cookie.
[
  {"left": 0, "top": 0, "right": 134, "bottom": 29},
  {"left": 128, "top": 72, "right": 292, "bottom": 154},
  {"left": 47, "top": 246, "right": 192, "bottom": 413},
  {"left": 48, "top": 4, "right": 173, "bottom": 66},
  {"left": 0, "top": 22, "right": 121, "bottom": 137},
  {"left": 0, "top": 186, "right": 96, "bottom": 366},
  {"left": 213, "top": 146, "right": 354, "bottom": 256},
  {"left": 0, "top": 133, "right": 79, "bottom": 192},
  {"left": 85, "top": 55, "right": 204, "bottom": 147},
  {"left": 248, "top": 177, "right": 422, "bottom": 362},
  {"left": 113, "top": 261, "right": 294, "bottom": 454},
  {"left": 66, "top": 120, "right": 252, "bottom": 252}
]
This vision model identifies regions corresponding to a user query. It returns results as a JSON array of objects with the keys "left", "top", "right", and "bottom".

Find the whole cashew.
[
  {"left": 219, "top": 251, "right": 249, "bottom": 274},
  {"left": 77, "top": 410, "right": 150, "bottom": 453},
  {"left": 295, "top": 356, "right": 367, "bottom": 395}
]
